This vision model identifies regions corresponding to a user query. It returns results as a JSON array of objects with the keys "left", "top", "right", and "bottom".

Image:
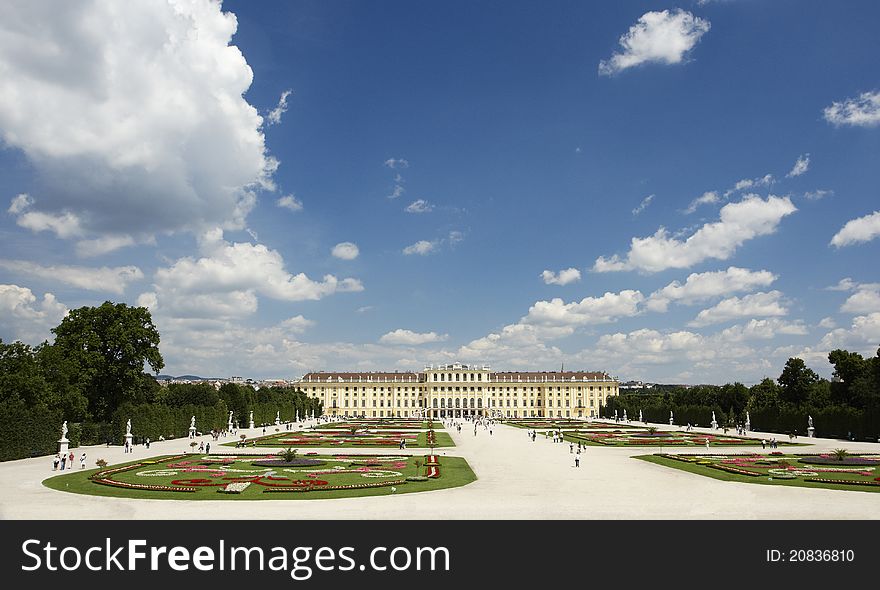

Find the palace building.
[{"left": 295, "top": 362, "right": 619, "bottom": 419}]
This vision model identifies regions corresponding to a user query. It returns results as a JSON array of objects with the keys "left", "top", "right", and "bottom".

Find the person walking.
[
  {"left": 53, "top": 454, "right": 60, "bottom": 471},
  {"left": 205, "top": 442, "right": 211, "bottom": 454},
  {"left": 570, "top": 443, "right": 574, "bottom": 454},
  {"left": 60, "top": 454, "right": 66, "bottom": 470},
  {"left": 761, "top": 439, "right": 766, "bottom": 449},
  {"left": 80, "top": 452, "right": 86, "bottom": 469},
  {"left": 69, "top": 451, "right": 75, "bottom": 467},
  {"left": 574, "top": 455, "right": 580, "bottom": 468}
]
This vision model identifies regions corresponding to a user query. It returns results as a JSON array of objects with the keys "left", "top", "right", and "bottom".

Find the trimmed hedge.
[{"left": 0, "top": 402, "right": 62, "bottom": 461}]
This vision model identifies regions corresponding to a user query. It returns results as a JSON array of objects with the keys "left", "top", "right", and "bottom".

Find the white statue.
[
  {"left": 712, "top": 411, "right": 716, "bottom": 422},
  {"left": 60, "top": 421, "right": 68, "bottom": 440},
  {"left": 276, "top": 411, "right": 280, "bottom": 422},
  {"left": 296, "top": 410, "right": 300, "bottom": 422},
  {"left": 808, "top": 415, "right": 813, "bottom": 428},
  {"left": 639, "top": 410, "right": 643, "bottom": 422},
  {"left": 249, "top": 410, "right": 254, "bottom": 422},
  {"left": 126, "top": 419, "right": 132, "bottom": 435},
  {"left": 190, "top": 415, "right": 196, "bottom": 429},
  {"left": 228, "top": 411, "right": 233, "bottom": 421}
]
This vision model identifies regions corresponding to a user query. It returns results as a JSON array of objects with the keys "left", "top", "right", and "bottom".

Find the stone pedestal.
[
  {"left": 124, "top": 433, "right": 133, "bottom": 450},
  {"left": 808, "top": 426, "right": 815, "bottom": 438},
  {"left": 189, "top": 426, "right": 196, "bottom": 439},
  {"left": 711, "top": 420, "right": 718, "bottom": 429},
  {"left": 745, "top": 420, "right": 751, "bottom": 432},
  {"left": 669, "top": 418, "right": 674, "bottom": 425},
  {"left": 228, "top": 421, "right": 234, "bottom": 433},
  {"left": 249, "top": 419, "right": 255, "bottom": 429},
  {"left": 58, "top": 438, "right": 69, "bottom": 456}
]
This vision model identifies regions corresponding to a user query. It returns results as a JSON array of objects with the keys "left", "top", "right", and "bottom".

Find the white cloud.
[
  {"left": 331, "top": 242, "right": 360, "bottom": 260},
  {"left": 384, "top": 158, "right": 409, "bottom": 169},
  {"left": 688, "top": 291, "right": 788, "bottom": 327},
  {"left": 541, "top": 268, "right": 582, "bottom": 286},
  {"left": 827, "top": 278, "right": 858, "bottom": 291},
  {"left": 786, "top": 154, "right": 810, "bottom": 178},
  {"left": 276, "top": 194, "right": 303, "bottom": 212},
  {"left": 841, "top": 285, "right": 880, "bottom": 315},
  {"left": 266, "top": 89, "right": 293, "bottom": 125},
  {"left": 447, "top": 230, "right": 464, "bottom": 245},
  {"left": 0, "top": 284, "right": 68, "bottom": 344},
  {"left": 823, "top": 90, "right": 880, "bottom": 127},
  {"left": 818, "top": 317, "right": 837, "bottom": 329},
  {"left": 803, "top": 189, "right": 832, "bottom": 201},
  {"left": 816, "top": 313, "right": 880, "bottom": 358},
  {"left": 7, "top": 193, "right": 33, "bottom": 215},
  {"left": 279, "top": 315, "right": 314, "bottom": 334},
  {"left": 716, "top": 318, "right": 808, "bottom": 342},
  {"left": 405, "top": 199, "right": 433, "bottom": 214},
  {"left": 683, "top": 191, "right": 719, "bottom": 215},
  {"left": 0, "top": 260, "right": 143, "bottom": 294},
  {"left": 645, "top": 266, "right": 777, "bottom": 312},
  {"left": 632, "top": 194, "right": 654, "bottom": 215},
  {"left": 0, "top": 0, "right": 275, "bottom": 240},
  {"left": 75, "top": 235, "right": 139, "bottom": 258},
  {"left": 403, "top": 240, "right": 438, "bottom": 256},
  {"left": 594, "top": 194, "right": 797, "bottom": 273},
  {"left": 141, "top": 231, "right": 363, "bottom": 320},
  {"left": 830, "top": 210, "right": 880, "bottom": 247},
  {"left": 523, "top": 290, "right": 644, "bottom": 328},
  {"left": 387, "top": 185, "right": 405, "bottom": 200},
  {"left": 598, "top": 9, "right": 710, "bottom": 76},
  {"left": 379, "top": 329, "right": 448, "bottom": 345}
]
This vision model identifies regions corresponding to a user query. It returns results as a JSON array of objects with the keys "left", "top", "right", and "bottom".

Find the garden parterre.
[
  {"left": 639, "top": 453, "right": 880, "bottom": 493},
  {"left": 562, "top": 429, "right": 799, "bottom": 447},
  {"left": 224, "top": 429, "right": 454, "bottom": 448},
  {"left": 43, "top": 453, "right": 475, "bottom": 500}
]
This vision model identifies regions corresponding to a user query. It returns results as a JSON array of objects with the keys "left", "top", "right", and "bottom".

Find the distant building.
[{"left": 295, "top": 362, "right": 619, "bottom": 419}]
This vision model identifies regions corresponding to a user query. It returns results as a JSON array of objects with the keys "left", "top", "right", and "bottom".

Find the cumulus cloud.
[
  {"left": 379, "top": 329, "right": 448, "bottom": 345},
  {"left": 0, "top": 0, "right": 275, "bottom": 246},
  {"left": 7, "top": 194, "right": 33, "bottom": 215},
  {"left": 818, "top": 317, "right": 837, "bottom": 329},
  {"left": 786, "top": 154, "right": 810, "bottom": 177},
  {"left": 645, "top": 267, "right": 777, "bottom": 312},
  {"left": 818, "top": 313, "right": 880, "bottom": 355},
  {"left": 276, "top": 194, "right": 303, "bottom": 212},
  {"left": 0, "top": 284, "right": 68, "bottom": 344},
  {"left": 688, "top": 291, "right": 788, "bottom": 327},
  {"left": 594, "top": 195, "right": 796, "bottom": 273},
  {"left": 279, "top": 315, "right": 314, "bottom": 334},
  {"left": 75, "top": 235, "right": 139, "bottom": 258},
  {"left": 0, "top": 260, "right": 143, "bottom": 294},
  {"left": 830, "top": 211, "right": 880, "bottom": 247},
  {"left": 632, "top": 194, "right": 654, "bottom": 215},
  {"left": 523, "top": 290, "right": 644, "bottom": 328},
  {"left": 723, "top": 174, "right": 774, "bottom": 197},
  {"left": 402, "top": 240, "right": 438, "bottom": 256},
  {"left": 598, "top": 9, "right": 710, "bottom": 76},
  {"left": 541, "top": 268, "right": 582, "bottom": 286},
  {"left": 139, "top": 231, "right": 363, "bottom": 320},
  {"left": 683, "top": 191, "right": 719, "bottom": 215},
  {"left": 405, "top": 199, "right": 433, "bottom": 214},
  {"left": 841, "top": 285, "right": 880, "bottom": 315},
  {"left": 266, "top": 89, "right": 293, "bottom": 125},
  {"left": 823, "top": 90, "right": 880, "bottom": 127},
  {"left": 387, "top": 185, "right": 405, "bottom": 200},
  {"left": 331, "top": 242, "right": 360, "bottom": 260}
]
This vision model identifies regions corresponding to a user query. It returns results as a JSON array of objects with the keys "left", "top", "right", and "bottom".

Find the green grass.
[
  {"left": 316, "top": 421, "right": 444, "bottom": 430},
  {"left": 637, "top": 454, "right": 880, "bottom": 493},
  {"left": 563, "top": 430, "right": 806, "bottom": 447},
  {"left": 43, "top": 453, "right": 476, "bottom": 501},
  {"left": 223, "top": 430, "right": 455, "bottom": 448}
]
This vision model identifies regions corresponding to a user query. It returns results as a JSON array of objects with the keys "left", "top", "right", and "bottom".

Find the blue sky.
[{"left": 1, "top": 0, "right": 879, "bottom": 383}]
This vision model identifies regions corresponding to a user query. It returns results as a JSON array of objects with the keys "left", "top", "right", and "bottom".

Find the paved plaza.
[{"left": 1, "top": 419, "right": 878, "bottom": 519}]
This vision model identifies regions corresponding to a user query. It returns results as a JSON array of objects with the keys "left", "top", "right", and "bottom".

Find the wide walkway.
[{"left": 0, "top": 419, "right": 877, "bottom": 519}]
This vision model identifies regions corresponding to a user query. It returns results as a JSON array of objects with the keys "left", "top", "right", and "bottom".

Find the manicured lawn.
[
  {"left": 223, "top": 429, "right": 455, "bottom": 448},
  {"left": 315, "top": 420, "right": 444, "bottom": 430},
  {"left": 637, "top": 453, "right": 880, "bottom": 493},
  {"left": 43, "top": 452, "right": 475, "bottom": 500},
  {"left": 504, "top": 419, "right": 607, "bottom": 430}
]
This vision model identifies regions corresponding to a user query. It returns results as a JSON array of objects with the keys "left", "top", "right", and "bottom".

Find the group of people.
[
  {"left": 761, "top": 438, "right": 781, "bottom": 449},
  {"left": 53, "top": 451, "right": 86, "bottom": 471}
]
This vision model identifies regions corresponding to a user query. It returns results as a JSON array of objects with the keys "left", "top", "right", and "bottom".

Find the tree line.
[
  {"left": 0, "top": 302, "right": 320, "bottom": 461},
  {"left": 601, "top": 348, "right": 880, "bottom": 441}
]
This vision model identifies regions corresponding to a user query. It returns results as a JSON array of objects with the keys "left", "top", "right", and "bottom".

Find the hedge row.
[{"left": 0, "top": 402, "right": 63, "bottom": 461}]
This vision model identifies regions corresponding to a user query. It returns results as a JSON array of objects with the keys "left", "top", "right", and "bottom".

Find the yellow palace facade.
[{"left": 296, "top": 362, "right": 619, "bottom": 419}]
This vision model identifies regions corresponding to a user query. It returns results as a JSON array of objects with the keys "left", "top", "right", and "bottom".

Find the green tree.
[
  {"left": 51, "top": 302, "right": 164, "bottom": 421},
  {"left": 748, "top": 378, "right": 781, "bottom": 412},
  {"left": 778, "top": 357, "right": 818, "bottom": 406}
]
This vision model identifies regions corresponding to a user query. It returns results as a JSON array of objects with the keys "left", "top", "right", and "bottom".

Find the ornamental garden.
[
  {"left": 562, "top": 428, "right": 803, "bottom": 447},
  {"left": 639, "top": 452, "right": 880, "bottom": 492},
  {"left": 227, "top": 428, "right": 454, "bottom": 448},
  {"left": 43, "top": 452, "right": 475, "bottom": 500}
]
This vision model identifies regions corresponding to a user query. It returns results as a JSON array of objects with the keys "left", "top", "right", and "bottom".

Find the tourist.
[
  {"left": 53, "top": 454, "right": 60, "bottom": 471},
  {"left": 60, "top": 454, "right": 66, "bottom": 470},
  {"left": 205, "top": 442, "right": 211, "bottom": 454},
  {"left": 80, "top": 452, "right": 86, "bottom": 469},
  {"left": 761, "top": 439, "right": 766, "bottom": 449},
  {"left": 705, "top": 439, "right": 710, "bottom": 451},
  {"left": 570, "top": 443, "right": 573, "bottom": 454},
  {"left": 198, "top": 441, "right": 205, "bottom": 452},
  {"left": 574, "top": 455, "right": 580, "bottom": 468},
  {"left": 69, "top": 451, "right": 75, "bottom": 466}
]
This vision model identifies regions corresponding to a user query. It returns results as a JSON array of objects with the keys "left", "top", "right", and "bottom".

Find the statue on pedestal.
[
  {"left": 126, "top": 419, "right": 132, "bottom": 436},
  {"left": 190, "top": 415, "right": 196, "bottom": 429},
  {"left": 60, "top": 421, "right": 68, "bottom": 441},
  {"left": 808, "top": 415, "right": 813, "bottom": 429}
]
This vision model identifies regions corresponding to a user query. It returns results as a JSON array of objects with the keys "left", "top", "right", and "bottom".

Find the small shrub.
[
  {"left": 833, "top": 448, "right": 849, "bottom": 461},
  {"left": 282, "top": 447, "right": 297, "bottom": 463},
  {"left": 95, "top": 459, "right": 108, "bottom": 468}
]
